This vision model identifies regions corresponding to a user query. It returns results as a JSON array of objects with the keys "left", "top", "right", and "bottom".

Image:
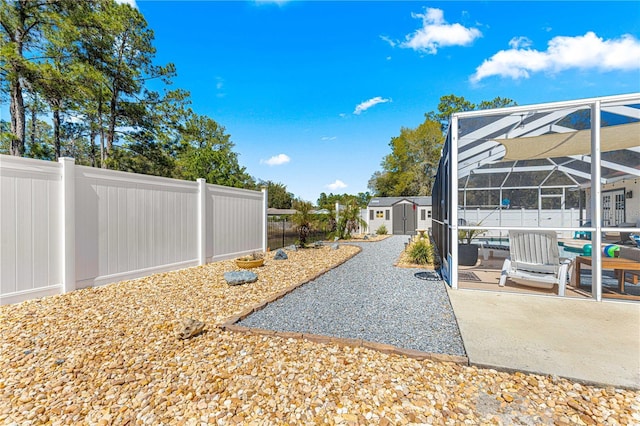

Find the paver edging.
[
  {"left": 224, "top": 322, "right": 468, "bottom": 365},
  {"left": 219, "top": 245, "right": 361, "bottom": 328},
  {"left": 218, "top": 243, "right": 468, "bottom": 365}
]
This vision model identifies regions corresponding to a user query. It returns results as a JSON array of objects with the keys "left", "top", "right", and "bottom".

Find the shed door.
[{"left": 392, "top": 203, "right": 417, "bottom": 235}]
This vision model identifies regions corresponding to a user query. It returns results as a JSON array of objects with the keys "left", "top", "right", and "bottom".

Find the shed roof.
[
  {"left": 368, "top": 196, "right": 432, "bottom": 208},
  {"left": 267, "top": 208, "right": 297, "bottom": 215}
]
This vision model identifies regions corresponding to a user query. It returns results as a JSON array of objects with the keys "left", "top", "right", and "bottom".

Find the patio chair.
[{"left": 499, "top": 230, "right": 571, "bottom": 296}]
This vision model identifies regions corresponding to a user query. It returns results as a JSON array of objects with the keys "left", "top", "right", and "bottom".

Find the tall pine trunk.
[
  {"left": 106, "top": 91, "right": 118, "bottom": 159},
  {"left": 98, "top": 96, "right": 106, "bottom": 168},
  {"left": 52, "top": 105, "right": 61, "bottom": 160},
  {"left": 9, "top": 78, "right": 25, "bottom": 156},
  {"left": 89, "top": 126, "right": 97, "bottom": 167},
  {"left": 30, "top": 95, "right": 36, "bottom": 148}
]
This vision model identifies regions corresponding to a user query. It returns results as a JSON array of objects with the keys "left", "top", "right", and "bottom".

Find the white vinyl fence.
[
  {"left": 459, "top": 207, "right": 586, "bottom": 239},
  {"left": 0, "top": 155, "right": 267, "bottom": 305}
]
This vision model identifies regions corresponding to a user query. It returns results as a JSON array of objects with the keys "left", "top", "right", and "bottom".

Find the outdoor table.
[{"left": 574, "top": 255, "right": 640, "bottom": 294}]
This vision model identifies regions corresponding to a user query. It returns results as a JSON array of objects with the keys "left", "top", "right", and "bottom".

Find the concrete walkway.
[{"left": 447, "top": 289, "right": 640, "bottom": 389}]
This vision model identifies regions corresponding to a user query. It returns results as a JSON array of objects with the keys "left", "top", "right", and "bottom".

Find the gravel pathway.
[{"left": 239, "top": 235, "right": 466, "bottom": 356}]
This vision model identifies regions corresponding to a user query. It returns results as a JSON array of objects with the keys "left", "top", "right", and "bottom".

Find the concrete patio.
[{"left": 448, "top": 289, "right": 640, "bottom": 389}]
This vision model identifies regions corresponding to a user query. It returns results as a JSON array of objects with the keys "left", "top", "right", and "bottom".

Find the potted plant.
[
  {"left": 235, "top": 252, "right": 265, "bottom": 269},
  {"left": 458, "top": 223, "right": 485, "bottom": 266}
]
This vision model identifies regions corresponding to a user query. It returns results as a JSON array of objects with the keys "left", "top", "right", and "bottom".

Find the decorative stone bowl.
[{"left": 235, "top": 258, "right": 264, "bottom": 269}]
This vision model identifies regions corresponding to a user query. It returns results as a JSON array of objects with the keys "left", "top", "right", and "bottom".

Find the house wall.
[
  {"left": 586, "top": 178, "right": 640, "bottom": 226},
  {"left": 625, "top": 179, "right": 640, "bottom": 225},
  {"left": 0, "top": 155, "right": 266, "bottom": 305}
]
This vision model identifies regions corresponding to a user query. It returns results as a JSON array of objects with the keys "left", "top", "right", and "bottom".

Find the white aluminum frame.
[{"left": 444, "top": 93, "right": 640, "bottom": 301}]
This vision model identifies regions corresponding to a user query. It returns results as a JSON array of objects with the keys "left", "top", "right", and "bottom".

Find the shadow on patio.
[{"left": 456, "top": 255, "right": 640, "bottom": 302}]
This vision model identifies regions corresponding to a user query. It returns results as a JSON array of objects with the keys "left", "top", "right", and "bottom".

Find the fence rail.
[{"left": 0, "top": 155, "right": 267, "bottom": 305}]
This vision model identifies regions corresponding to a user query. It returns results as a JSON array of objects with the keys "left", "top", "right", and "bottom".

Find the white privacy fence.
[
  {"left": 0, "top": 155, "right": 267, "bottom": 305},
  {"left": 459, "top": 208, "right": 586, "bottom": 239}
]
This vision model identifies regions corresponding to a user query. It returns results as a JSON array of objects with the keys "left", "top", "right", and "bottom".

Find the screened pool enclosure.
[{"left": 432, "top": 93, "right": 640, "bottom": 301}]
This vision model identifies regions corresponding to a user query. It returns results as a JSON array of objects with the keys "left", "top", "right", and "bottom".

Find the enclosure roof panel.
[
  {"left": 452, "top": 93, "right": 640, "bottom": 185},
  {"left": 499, "top": 122, "right": 640, "bottom": 161}
]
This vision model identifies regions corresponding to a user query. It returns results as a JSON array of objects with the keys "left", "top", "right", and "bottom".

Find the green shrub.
[
  {"left": 408, "top": 239, "right": 435, "bottom": 265},
  {"left": 376, "top": 224, "right": 388, "bottom": 235}
]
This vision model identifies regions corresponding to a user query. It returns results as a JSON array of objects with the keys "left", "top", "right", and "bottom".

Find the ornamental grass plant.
[{"left": 407, "top": 238, "right": 435, "bottom": 265}]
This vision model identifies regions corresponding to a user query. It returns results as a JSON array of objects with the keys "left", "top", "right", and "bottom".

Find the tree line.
[
  {"left": 1, "top": 0, "right": 258, "bottom": 189},
  {"left": 2, "top": 1, "right": 521, "bottom": 207},
  {"left": 368, "top": 94, "right": 516, "bottom": 197}
]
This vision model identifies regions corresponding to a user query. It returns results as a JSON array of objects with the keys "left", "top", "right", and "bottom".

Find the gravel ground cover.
[
  {"left": 239, "top": 236, "right": 464, "bottom": 356},
  {"left": 0, "top": 241, "right": 638, "bottom": 425}
]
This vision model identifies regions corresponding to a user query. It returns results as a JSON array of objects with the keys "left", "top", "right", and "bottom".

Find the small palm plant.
[
  {"left": 336, "top": 200, "right": 367, "bottom": 239},
  {"left": 291, "top": 200, "right": 315, "bottom": 246},
  {"left": 318, "top": 206, "right": 337, "bottom": 235}
]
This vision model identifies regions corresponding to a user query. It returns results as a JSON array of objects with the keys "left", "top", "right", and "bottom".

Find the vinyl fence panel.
[
  {"left": 74, "top": 166, "right": 200, "bottom": 289},
  {"left": 1, "top": 155, "right": 266, "bottom": 305},
  {"left": 458, "top": 208, "right": 585, "bottom": 238},
  {"left": 207, "top": 184, "right": 265, "bottom": 262},
  {"left": 0, "top": 156, "right": 63, "bottom": 304}
]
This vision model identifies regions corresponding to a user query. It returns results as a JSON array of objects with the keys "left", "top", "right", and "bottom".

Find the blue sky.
[{"left": 6, "top": 1, "right": 640, "bottom": 203}]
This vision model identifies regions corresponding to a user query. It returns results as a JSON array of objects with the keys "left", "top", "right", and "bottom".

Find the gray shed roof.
[
  {"left": 368, "top": 196, "right": 432, "bottom": 208},
  {"left": 267, "top": 208, "right": 297, "bottom": 215}
]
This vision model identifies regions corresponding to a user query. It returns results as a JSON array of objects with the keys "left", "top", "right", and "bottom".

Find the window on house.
[
  {"left": 385, "top": 210, "right": 390, "bottom": 220},
  {"left": 376, "top": 210, "right": 384, "bottom": 218},
  {"left": 427, "top": 210, "right": 432, "bottom": 218}
]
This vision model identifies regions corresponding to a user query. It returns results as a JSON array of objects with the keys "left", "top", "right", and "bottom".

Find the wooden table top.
[{"left": 575, "top": 256, "right": 640, "bottom": 269}]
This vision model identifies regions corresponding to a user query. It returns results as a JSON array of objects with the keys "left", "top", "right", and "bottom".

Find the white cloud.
[
  {"left": 509, "top": 36, "right": 532, "bottom": 49},
  {"left": 471, "top": 32, "right": 640, "bottom": 82},
  {"left": 115, "top": 0, "right": 137, "bottom": 8},
  {"left": 400, "top": 7, "right": 482, "bottom": 54},
  {"left": 260, "top": 154, "right": 290, "bottom": 166},
  {"left": 326, "top": 180, "right": 347, "bottom": 190},
  {"left": 215, "top": 77, "right": 225, "bottom": 98},
  {"left": 321, "top": 136, "right": 337, "bottom": 141},
  {"left": 353, "top": 96, "right": 391, "bottom": 115},
  {"left": 380, "top": 35, "right": 396, "bottom": 48}
]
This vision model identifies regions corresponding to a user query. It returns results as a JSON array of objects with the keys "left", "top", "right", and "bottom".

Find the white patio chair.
[{"left": 499, "top": 230, "right": 571, "bottom": 296}]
